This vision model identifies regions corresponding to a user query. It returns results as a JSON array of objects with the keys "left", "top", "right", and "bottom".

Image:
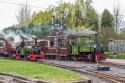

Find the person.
[
  {"left": 31, "top": 45, "right": 35, "bottom": 53},
  {"left": 69, "top": 39, "right": 73, "bottom": 46},
  {"left": 95, "top": 43, "right": 101, "bottom": 54},
  {"left": 15, "top": 46, "right": 21, "bottom": 59},
  {"left": 16, "top": 46, "right": 20, "bottom": 54},
  {"left": 20, "top": 40, "right": 26, "bottom": 59},
  {"left": 94, "top": 43, "right": 103, "bottom": 62}
]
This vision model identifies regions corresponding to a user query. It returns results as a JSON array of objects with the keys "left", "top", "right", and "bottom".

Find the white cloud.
[{"left": 93, "top": 0, "right": 125, "bottom": 15}]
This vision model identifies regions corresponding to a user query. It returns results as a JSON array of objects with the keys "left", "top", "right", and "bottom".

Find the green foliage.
[
  {"left": 63, "top": 0, "right": 98, "bottom": 30},
  {"left": 105, "top": 52, "right": 125, "bottom": 59},
  {"left": 85, "top": 7, "right": 98, "bottom": 30},
  {"left": 21, "top": 0, "right": 97, "bottom": 30},
  {"left": 29, "top": 10, "right": 51, "bottom": 26},
  {"left": 101, "top": 9, "right": 114, "bottom": 28},
  {"left": 0, "top": 59, "right": 86, "bottom": 83},
  {"left": 100, "top": 9, "right": 116, "bottom": 49},
  {"left": 100, "top": 27, "right": 117, "bottom": 47}
]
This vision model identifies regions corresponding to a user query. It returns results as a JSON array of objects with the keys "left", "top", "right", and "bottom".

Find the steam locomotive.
[
  {"left": 0, "top": 38, "right": 45, "bottom": 61},
  {"left": 15, "top": 40, "right": 45, "bottom": 61},
  {"left": 37, "top": 30, "right": 106, "bottom": 62},
  {"left": 0, "top": 30, "right": 106, "bottom": 62}
]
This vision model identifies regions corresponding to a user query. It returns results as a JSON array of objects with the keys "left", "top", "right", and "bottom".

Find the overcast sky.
[{"left": 0, "top": 0, "right": 125, "bottom": 32}]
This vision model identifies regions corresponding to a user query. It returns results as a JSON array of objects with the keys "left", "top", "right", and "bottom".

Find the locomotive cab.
[
  {"left": 65, "top": 30, "right": 106, "bottom": 62},
  {"left": 69, "top": 36, "right": 96, "bottom": 61}
]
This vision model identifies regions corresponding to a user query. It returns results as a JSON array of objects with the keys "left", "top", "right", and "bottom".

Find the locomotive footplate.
[{"left": 96, "top": 66, "right": 110, "bottom": 71}]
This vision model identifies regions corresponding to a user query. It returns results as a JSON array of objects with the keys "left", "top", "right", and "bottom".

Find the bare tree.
[
  {"left": 113, "top": 4, "right": 123, "bottom": 34},
  {"left": 16, "top": 2, "right": 31, "bottom": 24}
]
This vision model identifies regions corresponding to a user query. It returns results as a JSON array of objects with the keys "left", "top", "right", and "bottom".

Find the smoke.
[
  {"left": 64, "top": 29, "right": 97, "bottom": 36},
  {"left": 3, "top": 29, "right": 36, "bottom": 45},
  {"left": 3, "top": 31, "right": 22, "bottom": 44},
  {"left": 16, "top": 30, "right": 36, "bottom": 40}
]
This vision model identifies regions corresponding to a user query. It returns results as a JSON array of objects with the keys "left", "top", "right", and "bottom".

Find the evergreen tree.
[{"left": 101, "top": 9, "right": 114, "bottom": 28}]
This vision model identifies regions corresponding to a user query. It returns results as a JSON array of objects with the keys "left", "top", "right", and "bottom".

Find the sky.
[{"left": 0, "top": 0, "right": 125, "bottom": 32}]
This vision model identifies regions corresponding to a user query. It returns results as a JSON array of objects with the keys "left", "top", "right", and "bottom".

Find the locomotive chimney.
[{"left": 35, "top": 38, "right": 37, "bottom": 46}]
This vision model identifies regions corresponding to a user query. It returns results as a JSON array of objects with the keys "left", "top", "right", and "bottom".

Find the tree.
[
  {"left": 16, "top": 2, "right": 31, "bottom": 24},
  {"left": 101, "top": 9, "right": 114, "bottom": 28},
  {"left": 6, "top": 0, "right": 99, "bottom": 35},
  {"left": 80, "top": 0, "right": 98, "bottom": 30},
  {"left": 65, "top": 0, "right": 98, "bottom": 30},
  {"left": 114, "top": 4, "right": 123, "bottom": 34},
  {"left": 85, "top": 7, "right": 98, "bottom": 30},
  {"left": 101, "top": 9, "right": 115, "bottom": 49},
  {"left": 101, "top": 27, "right": 116, "bottom": 46}
]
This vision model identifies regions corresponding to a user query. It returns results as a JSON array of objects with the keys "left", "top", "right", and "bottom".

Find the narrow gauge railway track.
[
  {"left": 72, "top": 61, "right": 125, "bottom": 69},
  {"left": 38, "top": 61, "right": 125, "bottom": 83},
  {"left": 101, "top": 62, "right": 125, "bottom": 69},
  {"left": 0, "top": 73, "right": 45, "bottom": 83},
  {"left": 58, "top": 60, "right": 125, "bottom": 69}
]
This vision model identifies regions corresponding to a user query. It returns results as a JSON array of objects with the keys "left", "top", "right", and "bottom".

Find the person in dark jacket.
[
  {"left": 16, "top": 46, "right": 20, "bottom": 54},
  {"left": 95, "top": 43, "right": 101, "bottom": 54}
]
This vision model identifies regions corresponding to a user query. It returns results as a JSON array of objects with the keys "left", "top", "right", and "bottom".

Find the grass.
[
  {"left": 105, "top": 52, "right": 125, "bottom": 59},
  {"left": 0, "top": 59, "right": 86, "bottom": 83}
]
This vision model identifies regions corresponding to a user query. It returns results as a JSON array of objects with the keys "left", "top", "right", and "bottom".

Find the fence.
[{"left": 108, "top": 40, "right": 125, "bottom": 53}]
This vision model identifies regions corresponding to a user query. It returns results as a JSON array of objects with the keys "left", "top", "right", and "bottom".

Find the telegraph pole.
[
  {"left": 61, "top": 11, "right": 64, "bottom": 30},
  {"left": 51, "top": 9, "right": 64, "bottom": 60}
]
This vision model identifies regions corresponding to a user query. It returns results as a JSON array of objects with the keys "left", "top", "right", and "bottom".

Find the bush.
[{"left": 105, "top": 52, "right": 125, "bottom": 59}]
